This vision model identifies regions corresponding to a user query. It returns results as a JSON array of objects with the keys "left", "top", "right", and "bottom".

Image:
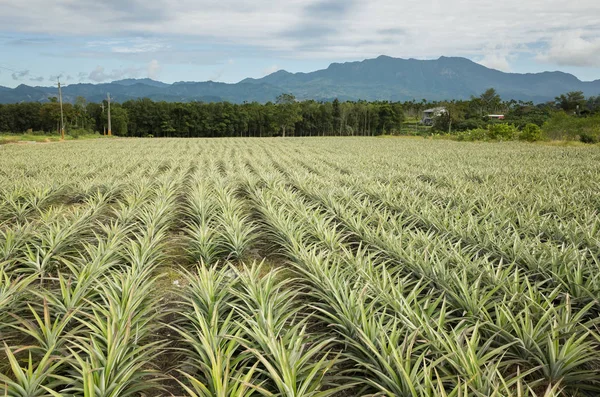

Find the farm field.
[{"left": 1, "top": 137, "right": 600, "bottom": 396}]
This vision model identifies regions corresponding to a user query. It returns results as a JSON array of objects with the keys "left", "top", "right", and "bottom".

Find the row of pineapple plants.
[{"left": 1, "top": 137, "right": 599, "bottom": 396}]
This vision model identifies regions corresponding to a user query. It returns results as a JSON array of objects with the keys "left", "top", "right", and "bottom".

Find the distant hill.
[
  {"left": 111, "top": 78, "right": 170, "bottom": 88},
  {"left": 1, "top": 56, "right": 599, "bottom": 104},
  {"left": 242, "top": 56, "right": 600, "bottom": 103}
]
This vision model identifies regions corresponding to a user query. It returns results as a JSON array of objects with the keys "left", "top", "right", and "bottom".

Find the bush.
[
  {"left": 454, "top": 118, "right": 486, "bottom": 132},
  {"left": 456, "top": 123, "right": 522, "bottom": 142},
  {"left": 519, "top": 123, "right": 543, "bottom": 142},
  {"left": 542, "top": 112, "right": 600, "bottom": 143},
  {"left": 579, "top": 133, "right": 598, "bottom": 144},
  {"left": 456, "top": 128, "right": 487, "bottom": 141},
  {"left": 504, "top": 105, "right": 552, "bottom": 128},
  {"left": 487, "top": 123, "right": 518, "bottom": 140},
  {"left": 68, "top": 128, "right": 95, "bottom": 139}
]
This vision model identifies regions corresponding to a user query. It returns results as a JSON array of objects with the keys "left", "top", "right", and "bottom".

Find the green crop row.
[{"left": 1, "top": 137, "right": 599, "bottom": 396}]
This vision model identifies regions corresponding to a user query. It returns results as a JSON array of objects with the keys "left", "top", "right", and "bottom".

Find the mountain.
[
  {"left": 111, "top": 78, "right": 170, "bottom": 88},
  {"left": 1, "top": 84, "right": 50, "bottom": 103},
  {"left": 243, "top": 56, "right": 600, "bottom": 103},
  {"left": 1, "top": 56, "right": 599, "bottom": 104}
]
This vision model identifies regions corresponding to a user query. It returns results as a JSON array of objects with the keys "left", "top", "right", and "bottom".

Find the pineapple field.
[{"left": 1, "top": 137, "right": 600, "bottom": 396}]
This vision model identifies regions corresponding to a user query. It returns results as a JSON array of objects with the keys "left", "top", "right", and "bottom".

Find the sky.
[{"left": 1, "top": 0, "right": 599, "bottom": 88}]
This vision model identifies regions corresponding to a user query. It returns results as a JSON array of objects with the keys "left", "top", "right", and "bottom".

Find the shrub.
[
  {"left": 542, "top": 112, "right": 600, "bottom": 142},
  {"left": 68, "top": 128, "right": 95, "bottom": 139},
  {"left": 519, "top": 123, "right": 543, "bottom": 142},
  {"left": 456, "top": 128, "right": 487, "bottom": 141},
  {"left": 487, "top": 123, "right": 518, "bottom": 140},
  {"left": 455, "top": 118, "right": 486, "bottom": 132},
  {"left": 579, "top": 133, "right": 598, "bottom": 144},
  {"left": 456, "top": 124, "right": 523, "bottom": 142}
]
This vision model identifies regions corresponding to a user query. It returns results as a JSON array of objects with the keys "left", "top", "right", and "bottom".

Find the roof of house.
[{"left": 423, "top": 107, "right": 447, "bottom": 114}]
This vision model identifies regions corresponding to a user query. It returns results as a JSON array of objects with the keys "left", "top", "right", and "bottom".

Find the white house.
[{"left": 421, "top": 107, "right": 447, "bottom": 126}]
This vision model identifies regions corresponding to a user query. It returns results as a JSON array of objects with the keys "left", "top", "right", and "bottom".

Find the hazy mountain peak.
[
  {"left": 111, "top": 78, "right": 169, "bottom": 88},
  {"left": 269, "top": 70, "right": 292, "bottom": 76},
  {"left": 1, "top": 55, "right": 599, "bottom": 104}
]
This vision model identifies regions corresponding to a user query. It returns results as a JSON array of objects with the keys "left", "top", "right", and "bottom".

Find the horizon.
[
  {"left": 1, "top": 55, "right": 599, "bottom": 90},
  {"left": 1, "top": 0, "right": 600, "bottom": 88}
]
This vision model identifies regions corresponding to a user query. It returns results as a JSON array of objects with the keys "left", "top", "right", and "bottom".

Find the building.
[
  {"left": 488, "top": 114, "right": 505, "bottom": 120},
  {"left": 421, "top": 107, "right": 447, "bottom": 126}
]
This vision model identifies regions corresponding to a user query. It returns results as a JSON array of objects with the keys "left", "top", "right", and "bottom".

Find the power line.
[
  {"left": 0, "top": 64, "right": 42, "bottom": 81},
  {"left": 0, "top": 64, "right": 68, "bottom": 86},
  {"left": 0, "top": 64, "right": 24, "bottom": 73}
]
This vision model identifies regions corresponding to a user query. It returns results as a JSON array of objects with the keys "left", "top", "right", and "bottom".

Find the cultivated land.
[{"left": 1, "top": 137, "right": 600, "bottom": 396}]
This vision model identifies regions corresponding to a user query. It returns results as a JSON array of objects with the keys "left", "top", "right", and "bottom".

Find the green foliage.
[
  {"left": 555, "top": 91, "right": 586, "bottom": 113},
  {"left": 456, "top": 128, "right": 488, "bottom": 141},
  {"left": 0, "top": 98, "right": 395, "bottom": 137},
  {"left": 456, "top": 123, "right": 519, "bottom": 141},
  {"left": 519, "top": 123, "right": 543, "bottom": 142},
  {"left": 1, "top": 138, "right": 600, "bottom": 395},
  {"left": 454, "top": 118, "right": 486, "bottom": 131},
  {"left": 274, "top": 94, "right": 302, "bottom": 137},
  {"left": 487, "top": 123, "right": 518, "bottom": 140},
  {"left": 542, "top": 112, "right": 600, "bottom": 143},
  {"left": 68, "top": 128, "right": 96, "bottom": 139},
  {"left": 479, "top": 88, "right": 502, "bottom": 113},
  {"left": 579, "top": 132, "right": 598, "bottom": 144},
  {"left": 3, "top": 88, "right": 600, "bottom": 139},
  {"left": 504, "top": 103, "right": 553, "bottom": 128}
]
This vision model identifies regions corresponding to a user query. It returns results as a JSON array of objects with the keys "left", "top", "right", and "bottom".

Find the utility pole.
[
  {"left": 101, "top": 102, "right": 106, "bottom": 135},
  {"left": 58, "top": 79, "right": 65, "bottom": 140},
  {"left": 107, "top": 93, "right": 112, "bottom": 136}
]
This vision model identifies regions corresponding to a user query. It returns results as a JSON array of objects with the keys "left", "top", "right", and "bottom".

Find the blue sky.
[{"left": 1, "top": 0, "right": 599, "bottom": 88}]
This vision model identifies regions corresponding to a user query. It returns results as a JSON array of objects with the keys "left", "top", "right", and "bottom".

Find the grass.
[
  {"left": 1, "top": 137, "right": 599, "bottom": 396},
  {"left": 0, "top": 133, "right": 110, "bottom": 145}
]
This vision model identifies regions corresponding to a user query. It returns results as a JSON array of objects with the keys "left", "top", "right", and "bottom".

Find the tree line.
[
  {"left": 1, "top": 90, "right": 599, "bottom": 138},
  {"left": 0, "top": 95, "right": 404, "bottom": 137},
  {"left": 426, "top": 89, "right": 600, "bottom": 134}
]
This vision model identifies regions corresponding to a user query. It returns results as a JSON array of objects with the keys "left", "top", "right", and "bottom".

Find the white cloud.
[
  {"left": 85, "top": 38, "right": 168, "bottom": 54},
  {"left": 88, "top": 65, "right": 142, "bottom": 82},
  {"left": 478, "top": 54, "right": 511, "bottom": 72},
  {"left": 1, "top": 0, "right": 600, "bottom": 70},
  {"left": 147, "top": 60, "right": 161, "bottom": 79},
  {"left": 11, "top": 70, "right": 29, "bottom": 80},
  {"left": 538, "top": 30, "right": 600, "bottom": 67},
  {"left": 262, "top": 65, "right": 280, "bottom": 76},
  {"left": 112, "top": 40, "right": 167, "bottom": 54},
  {"left": 48, "top": 73, "right": 64, "bottom": 82},
  {"left": 78, "top": 61, "right": 160, "bottom": 84},
  {"left": 476, "top": 46, "right": 515, "bottom": 72}
]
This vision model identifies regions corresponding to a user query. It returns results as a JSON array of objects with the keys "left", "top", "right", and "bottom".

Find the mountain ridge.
[{"left": 1, "top": 56, "right": 599, "bottom": 104}]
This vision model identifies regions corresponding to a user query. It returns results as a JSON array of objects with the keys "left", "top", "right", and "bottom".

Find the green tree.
[
  {"left": 275, "top": 94, "right": 302, "bottom": 137},
  {"left": 102, "top": 105, "right": 129, "bottom": 136},
  {"left": 74, "top": 96, "right": 91, "bottom": 130},
  {"left": 377, "top": 102, "right": 404, "bottom": 134},
  {"left": 40, "top": 102, "right": 63, "bottom": 133},
  {"left": 480, "top": 88, "right": 502, "bottom": 114},
  {"left": 332, "top": 98, "right": 341, "bottom": 134},
  {"left": 433, "top": 102, "right": 465, "bottom": 134},
  {"left": 555, "top": 91, "right": 586, "bottom": 114}
]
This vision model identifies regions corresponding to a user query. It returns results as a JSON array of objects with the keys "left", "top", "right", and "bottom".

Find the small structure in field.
[
  {"left": 488, "top": 114, "right": 505, "bottom": 120},
  {"left": 421, "top": 107, "right": 447, "bottom": 126}
]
